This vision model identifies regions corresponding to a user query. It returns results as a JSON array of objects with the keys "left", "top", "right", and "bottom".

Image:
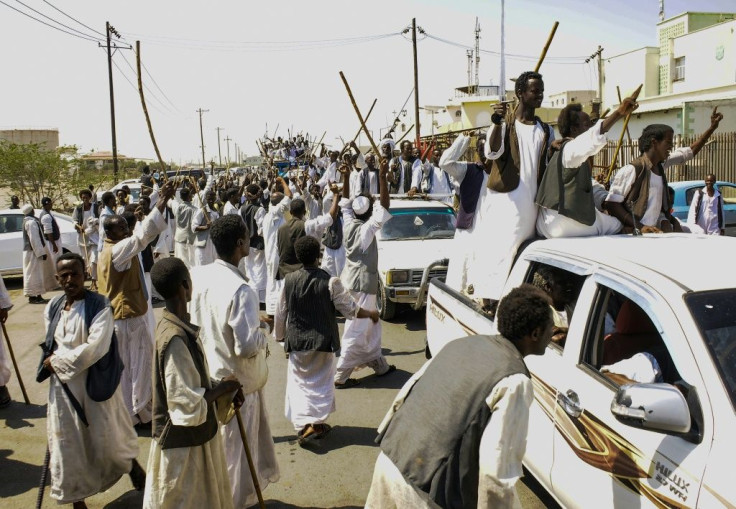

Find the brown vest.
[
  {"left": 97, "top": 239, "right": 148, "bottom": 320},
  {"left": 152, "top": 310, "right": 218, "bottom": 449},
  {"left": 488, "top": 107, "right": 551, "bottom": 193},
  {"left": 623, "top": 155, "right": 673, "bottom": 224}
]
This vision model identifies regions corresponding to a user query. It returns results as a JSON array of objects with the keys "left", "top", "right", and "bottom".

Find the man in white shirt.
[
  {"left": 419, "top": 147, "right": 454, "bottom": 205},
  {"left": 687, "top": 174, "right": 725, "bottom": 235}
]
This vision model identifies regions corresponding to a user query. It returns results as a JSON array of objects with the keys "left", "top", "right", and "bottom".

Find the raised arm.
[{"left": 690, "top": 107, "right": 723, "bottom": 156}]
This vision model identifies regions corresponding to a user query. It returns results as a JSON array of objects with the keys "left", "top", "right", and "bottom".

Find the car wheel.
[{"left": 377, "top": 281, "right": 396, "bottom": 321}]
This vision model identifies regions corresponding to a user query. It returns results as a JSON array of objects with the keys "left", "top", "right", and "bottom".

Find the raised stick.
[
  {"left": 606, "top": 84, "right": 643, "bottom": 184},
  {"left": 616, "top": 86, "right": 633, "bottom": 145},
  {"left": 136, "top": 41, "right": 168, "bottom": 182},
  {"left": 534, "top": 21, "right": 560, "bottom": 73},
  {"left": 396, "top": 125, "right": 415, "bottom": 144},
  {"left": 235, "top": 410, "right": 265, "bottom": 509},
  {"left": 2, "top": 322, "right": 30, "bottom": 404},
  {"left": 339, "top": 71, "right": 381, "bottom": 159}
]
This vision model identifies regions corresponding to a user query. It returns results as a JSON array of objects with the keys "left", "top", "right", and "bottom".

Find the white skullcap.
[
  {"left": 21, "top": 204, "right": 33, "bottom": 215},
  {"left": 379, "top": 138, "right": 395, "bottom": 152},
  {"left": 352, "top": 196, "right": 371, "bottom": 215}
]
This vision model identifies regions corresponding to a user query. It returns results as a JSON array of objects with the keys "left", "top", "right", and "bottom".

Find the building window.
[{"left": 674, "top": 57, "right": 685, "bottom": 81}]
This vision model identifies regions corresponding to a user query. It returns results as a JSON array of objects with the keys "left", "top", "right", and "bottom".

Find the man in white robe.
[
  {"left": 239, "top": 184, "right": 268, "bottom": 303},
  {"left": 190, "top": 215, "right": 280, "bottom": 509},
  {"left": 365, "top": 285, "right": 554, "bottom": 509},
  {"left": 171, "top": 187, "right": 197, "bottom": 268},
  {"left": 319, "top": 192, "right": 346, "bottom": 278},
  {"left": 420, "top": 148, "right": 454, "bottom": 205},
  {"left": 0, "top": 276, "right": 13, "bottom": 407},
  {"left": 41, "top": 253, "right": 144, "bottom": 507},
  {"left": 191, "top": 190, "right": 220, "bottom": 266},
  {"left": 262, "top": 178, "right": 292, "bottom": 317},
  {"left": 389, "top": 140, "right": 422, "bottom": 194},
  {"left": 479, "top": 71, "right": 554, "bottom": 310},
  {"left": 274, "top": 235, "right": 377, "bottom": 444},
  {"left": 21, "top": 204, "right": 53, "bottom": 303},
  {"left": 98, "top": 182, "right": 175, "bottom": 425},
  {"left": 335, "top": 160, "right": 395, "bottom": 387}
]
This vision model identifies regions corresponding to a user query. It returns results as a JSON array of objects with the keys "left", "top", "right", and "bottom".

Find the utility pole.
[
  {"left": 196, "top": 108, "right": 208, "bottom": 170},
  {"left": 587, "top": 46, "right": 604, "bottom": 105},
  {"left": 216, "top": 127, "right": 224, "bottom": 167},
  {"left": 224, "top": 136, "right": 232, "bottom": 167},
  {"left": 106, "top": 22, "right": 121, "bottom": 184},
  {"left": 411, "top": 18, "right": 421, "bottom": 147}
]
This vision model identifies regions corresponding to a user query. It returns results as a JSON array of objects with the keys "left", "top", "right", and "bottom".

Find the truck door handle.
[{"left": 557, "top": 389, "right": 583, "bottom": 418}]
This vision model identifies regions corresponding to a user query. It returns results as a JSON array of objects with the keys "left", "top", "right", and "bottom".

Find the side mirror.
[{"left": 611, "top": 383, "right": 691, "bottom": 434}]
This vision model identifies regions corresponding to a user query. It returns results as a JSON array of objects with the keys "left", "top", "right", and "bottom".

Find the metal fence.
[{"left": 593, "top": 131, "right": 736, "bottom": 183}]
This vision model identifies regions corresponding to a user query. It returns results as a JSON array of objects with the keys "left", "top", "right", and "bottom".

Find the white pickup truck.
[{"left": 425, "top": 234, "right": 736, "bottom": 508}]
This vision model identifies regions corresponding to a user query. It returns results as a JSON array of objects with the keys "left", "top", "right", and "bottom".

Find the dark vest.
[
  {"left": 623, "top": 156, "right": 672, "bottom": 224},
  {"left": 322, "top": 213, "right": 343, "bottom": 250},
  {"left": 536, "top": 141, "right": 597, "bottom": 226},
  {"left": 39, "top": 210, "right": 61, "bottom": 241},
  {"left": 240, "top": 202, "right": 265, "bottom": 250},
  {"left": 283, "top": 267, "right": 340, "bottom": 353},
  {"left": 390, "top": 157, "right": 416, "bottom": 194},
  {"left": 152, "top": 311, "right": 218, "bottom": 450},
  {"left": 378, "top": 335, "right": 530, "bottom": 509},
  {"left": 22, "top": 215, "right": 45, "bottom": 251},
  {"left": 456, "top": 163, "right": 487, "bottom": 230},
  {"left": 489, "top": 110, "right": 551, "bottom": 193},
  {"left": 694, "top": 189, "right": 724, "bottom": 230},
  {"left": 73, "top": 203, "right": 100, "bottom": 226},
  {"left": 276, "top": 218, "right": 306, "bottom": 279}
]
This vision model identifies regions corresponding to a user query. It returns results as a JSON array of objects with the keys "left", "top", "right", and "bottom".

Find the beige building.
[{"left": 0, "top": 128, "right": 59, "bottom": 150}]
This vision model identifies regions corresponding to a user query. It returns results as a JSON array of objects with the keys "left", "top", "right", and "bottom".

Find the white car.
[
  {"left": 97, "top": 179, "right": 142, "bottom": 204},
  {"left": 0, "top": 209, "right": 81, "bottom": 276},
  {"left": 376, "top": 198, "right": 456, "bottom": 320},
  {"left": 426, "top": 234, "right": 736, "bottom": 508}
]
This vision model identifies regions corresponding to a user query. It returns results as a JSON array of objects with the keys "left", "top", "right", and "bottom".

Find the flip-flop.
[
  {"left": 377, "top": 365, "right": 396, "bottom": 377},
  {"left": 335, "top": 378, "right": 361, "bottom": 389}
]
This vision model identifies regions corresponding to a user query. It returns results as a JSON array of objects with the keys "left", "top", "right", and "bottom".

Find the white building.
[{"left": 603, "top": 11, "right": 736, "bottom": 140}]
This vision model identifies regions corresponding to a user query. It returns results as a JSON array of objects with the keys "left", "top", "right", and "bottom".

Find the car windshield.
[
  {"left": 684, "top": 290, "right": 736, "bottom": 412},
  {"left": 378, "top": 207, "right": 456, "bottom": 241}
]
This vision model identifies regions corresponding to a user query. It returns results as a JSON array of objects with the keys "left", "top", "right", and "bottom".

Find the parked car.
[
  {"left": 670, "top": 179, "right": 736, "bottom": 235},
  {"left": 425, "top": 234, "right": 736, "bottom": 508},
  {"left": 97, "top": 179, "right": 142, "bottom": 205},
  {"left": 0, "top": 209, "right": 81, "bottom": 276},
  {"left": 375, "top": 198, "right": 456, "bottom": 320}
]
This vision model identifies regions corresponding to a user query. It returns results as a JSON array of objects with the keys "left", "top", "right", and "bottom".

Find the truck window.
[
  {"left": 525, "top": 262, "right": 586, "bottom": 350},
  {"left": 582, "top": 285, "right": 681, "bottom": 386}
]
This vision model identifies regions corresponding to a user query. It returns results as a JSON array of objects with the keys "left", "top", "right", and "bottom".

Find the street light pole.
[{"left": 216, "top": 127, "right": 223, "bottom": 167}]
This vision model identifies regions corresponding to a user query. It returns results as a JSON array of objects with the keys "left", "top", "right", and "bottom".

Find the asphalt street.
[{"left": 0, "top": 275, "right": 556, "bottom": 508}]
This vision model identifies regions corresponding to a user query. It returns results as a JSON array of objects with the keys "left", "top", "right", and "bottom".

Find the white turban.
[
  {"left": 352, "top": 196, "right": 371, "bottom": 215},
  {"left": 379, "top": 138, "right": 395, "bottom": 153},
  {"left": 21, "top": 204, "right": 33, "bottom": 215}
]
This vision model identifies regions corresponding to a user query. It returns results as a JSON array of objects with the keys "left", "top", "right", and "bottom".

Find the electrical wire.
[
  {"left": 40, "top": 0, "right": 107, "bottom": 38},
  {"left": 0, "top": 0, "right": 100, "bottom": 42},
  {"left": 141, "top": 62, "right": 180, "bottom": 112},
  {"left": 116, "top": 51, "right": 176, "bottom": 114},
  {"left": 105, "top": 49, "right": 168, "bottom": 116},
  {"left": 12, "top": 0, "right": 106, "bottom": 43}
]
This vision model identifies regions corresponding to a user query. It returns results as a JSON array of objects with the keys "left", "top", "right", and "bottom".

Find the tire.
[{"left": 377, "top": 281, "right": 397, "bottom": 321}]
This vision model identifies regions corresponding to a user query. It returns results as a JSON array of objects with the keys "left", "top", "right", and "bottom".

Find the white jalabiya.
[
  {"left": 222, "top": 200, "right": 239, "bottom": 216},
  {"left": 439, "top": 134, "right": 488, "bottom": 294},
  {"left": 687, "top": 186, "right": 723, "bottom": 235},
  {"left": 106, "top": 207, "right": 168, "bottom": 423},
  {"left": 317, "top": 161, "right": 338, "bottom": 189},
  {"left": 240, "top": 205, "right": 267, "bottom": 303},
  {"left": 365, "top": 365, "right": 533, "bottom": 509},
  {"left": 274, "top": 276, "right": 358, "bottom": 431},
  {"left": 41, "top": 212, "right": 62, "bottom": 269},
  {"left": 263, "top": 197, "right": 291, "bottom": 315},
  {"left": 143, "top": 338, "right": 233, "bottom": 509},
  {"left": 335, "top": 198, "right": 392, "bottom": 383},
  {"left": 320, "top": 193, "right": 346, "bottom": 278},
  {"left": 44, "top": 299, "right": 138, "bottom": 504},
  {"left": 475, "top": 121, "right": 553, "bottom": 301},
  {"left": 0, "top": 277, "right": 13, "bottom": 386},
  {"left": 421, "top": 161, "right": 455, "bottom": 205},
  {"left": 23, "top": 215, "right": 49, "bottom": 296},
  {"left": 536, "top": 121, "right": 622, "bottom": 238},
  {"left": 191, "top": 206, "right": 219, "bottom": 266},
  {"left": 190, "top": 260, "right": 280, "bottom": 508},
  {"left": 606, "top": 147, "right": 693, "bottom": 228}
]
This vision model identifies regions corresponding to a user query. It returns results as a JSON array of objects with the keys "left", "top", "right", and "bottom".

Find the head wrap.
[
  {"left": 21, "top": 204, "right": 33, "bottom": 215},
  {"left": 352, "top": 196, "right": 370, "bottom": 215},
  {"left": 379, "top": 138, "right": 396, "bottom": 153}
]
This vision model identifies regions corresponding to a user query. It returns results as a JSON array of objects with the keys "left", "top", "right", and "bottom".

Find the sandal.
[{"left": 334, "top": 378, "right": 361, "bottom": 389}]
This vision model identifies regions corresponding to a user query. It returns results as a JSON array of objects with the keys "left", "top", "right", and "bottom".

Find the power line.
[
  {"left": 116, "top": 51, "right": 175, "bottom": 114},
  {"left": 0, "top": 0, "right": 99, "bottom": 42},
  {"left": 40, "top": 0, "right": 107, "bottom": 38},
  {"left": 141, "top": 62, "right": 180, "bottom": 112},
  {"left": 105, "top": 49, "right": 168, "bottom": 116},
  {"left": 12, "top": 0, "right": 106, "bottom": 42}
]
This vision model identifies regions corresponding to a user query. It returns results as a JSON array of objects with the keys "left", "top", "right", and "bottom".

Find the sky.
[{"left": 1, "top": 0, "right": 734, "bottom": 164}]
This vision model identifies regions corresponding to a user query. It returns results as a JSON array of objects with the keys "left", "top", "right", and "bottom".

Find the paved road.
[{"left": 0, "top": 275, "right": 556, "bottom": 508}]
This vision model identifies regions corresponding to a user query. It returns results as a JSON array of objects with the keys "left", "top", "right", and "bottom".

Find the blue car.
[{"left": 669, "top": 180, "right": 736, "bottom": 236}]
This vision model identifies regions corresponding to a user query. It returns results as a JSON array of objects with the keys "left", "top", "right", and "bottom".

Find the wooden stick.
[
  {"left": 616, "top": 86, "right": 633, "bottom": 145},
  {"left": 235, "top": 410, "right": 265, "bottom": 509},
  {"left": 605, "top": 84, "right": 643, "bottom": 184},
  {"left": 534, "top": 21, "right": 559, "bottom": 73},
  {"left": 339, "top": 71, "right": 382, "bottom": 159},
  {"left": 599, "top": 108, "right": 611, "bottom": 120},
  {"left": 2, "top": 322, "right": 30, "bottom": 405},
  {"left": 36, "top": 447, "right": 50, "bottom": 509},
  {"left": 310, "top": 131, "right": 327, "bottom": 158},
  {"left": 135, "top": 41, "right": 168, "bottom": 182},
  {"left": 340, "top": 99, "right": 378, "bottom": 157},
  {"left": 396, "top": 125, "right": 415, "bottom": 144}
]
